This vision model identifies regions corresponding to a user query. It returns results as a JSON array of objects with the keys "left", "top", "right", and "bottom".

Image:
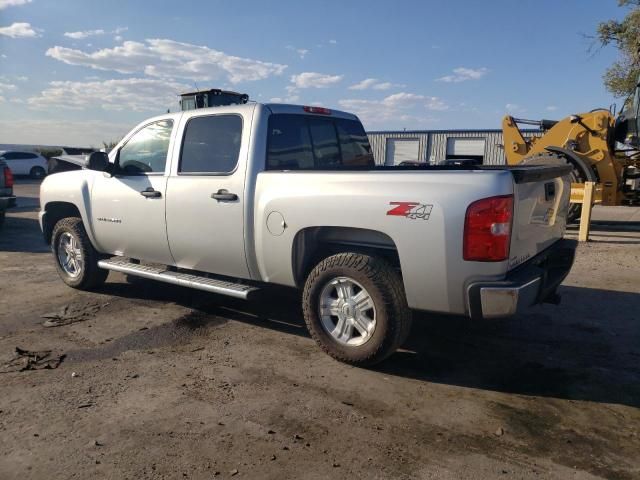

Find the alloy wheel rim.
[
  {"left": 57, "top": 232, "right": 83, "bottom": 278},
  {"left": 319, "top": 276, "right": 376, "bottom": 346}
]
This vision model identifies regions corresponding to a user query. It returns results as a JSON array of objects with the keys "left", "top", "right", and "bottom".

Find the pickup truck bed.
[{"left": 38, "top": 102, "right": 576, "bottom": 365}]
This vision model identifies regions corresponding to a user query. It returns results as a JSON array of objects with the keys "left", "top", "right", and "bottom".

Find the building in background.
[{"left": 367, "top": 129, "right": 541, "bottom": 166}]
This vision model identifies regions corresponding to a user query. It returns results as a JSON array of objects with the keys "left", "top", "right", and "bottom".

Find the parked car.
[
  {"left": 38, "top": 103, "right": 576, "bottom": 365},
  {"left": 0, "top": 158, "right": 16, "bottom": 228},
  {"left": 0, "top": 150, "right": 48, "bottom": 179}
]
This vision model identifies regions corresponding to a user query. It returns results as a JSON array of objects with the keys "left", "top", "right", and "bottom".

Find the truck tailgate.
[{"left": 505, "top": 164, "right": 573, "bottom": 270}]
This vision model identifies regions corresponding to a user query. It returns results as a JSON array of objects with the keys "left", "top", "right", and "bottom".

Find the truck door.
[
  {"left": 91, "top": 119, "right": 176, "bottom": 265},
  {"left": 165, "top": 112, "right": 250, "bottom": 279}
]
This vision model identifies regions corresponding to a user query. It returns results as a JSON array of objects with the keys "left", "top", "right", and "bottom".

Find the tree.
[
  {"left": 597, "top": 0, "right": 640, "bottom": 97},
  {"left": 102, "top": 140, "right": 119, "bottom": 152}
]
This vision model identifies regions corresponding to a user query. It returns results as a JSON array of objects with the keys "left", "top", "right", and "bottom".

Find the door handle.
[
  {"left": 211, "top": 189, "right": 238, "bottom": 202},
  {"left": 140, "top": 187, "right": 162, "bottom": 198}
]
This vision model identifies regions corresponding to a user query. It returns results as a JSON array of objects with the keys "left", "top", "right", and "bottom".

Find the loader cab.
[
  {"left": 179, "top": 89, "right": 249, "bottom": 111},
  {"left": 614, "top": 77, "right": 640, "bottom": 148}
]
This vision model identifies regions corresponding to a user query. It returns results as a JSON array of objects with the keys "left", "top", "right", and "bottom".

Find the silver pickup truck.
[{"left": 39, "top": 103, "right": 576, "bottom": 365}]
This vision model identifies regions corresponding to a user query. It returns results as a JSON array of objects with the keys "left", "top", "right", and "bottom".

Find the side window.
[
  {"left": 118, "top": 120, "right": 173, "bottom": 174},
  {"left": 180, "top": 115, "right": 242, "bottom": 173},
  {"left": 335, "top": 118, "right": 374, "bottom": 167},
  {"left": 267, "top": 115, "right": 314, "bottom": 170},
  {"left": 308, "top": 118, "right": 341, "bottom": 168},
  {"left": 3, "top": 152, "right": 18, "bottom": 160}
]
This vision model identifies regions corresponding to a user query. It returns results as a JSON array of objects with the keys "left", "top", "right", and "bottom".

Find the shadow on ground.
[
  {"left": 0, "top": 215, "right": 49, "bottom": 253},
  {"left": 97, "top": 278, "right": 640, "bottom": 408}
]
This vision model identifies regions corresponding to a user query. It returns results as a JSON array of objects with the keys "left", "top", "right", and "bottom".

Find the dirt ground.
[{"left": 1, "top": 179, "right": 639, "bottom": 480}]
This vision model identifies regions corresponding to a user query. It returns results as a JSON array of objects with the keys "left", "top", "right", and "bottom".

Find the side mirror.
[{"left": 87, "top": 151, "right": 109, "bottom": 172}]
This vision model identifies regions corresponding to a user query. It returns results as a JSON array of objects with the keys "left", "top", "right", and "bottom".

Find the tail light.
[
  {"left": 463, "top": 195, "right": 513, "bottom": 261},
  {"left": 3, "top": 167, "right": 13, "bottom": 188}
]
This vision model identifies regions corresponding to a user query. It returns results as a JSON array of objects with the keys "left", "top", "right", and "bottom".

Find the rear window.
[
  {"left": 267, "top": 114, "right": 374, "bottom": 170},
  {"left": 180, "top": 114, "right": 242, "bottom": 174}
]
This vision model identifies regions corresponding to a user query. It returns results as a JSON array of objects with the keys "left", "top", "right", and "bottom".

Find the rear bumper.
[
  {"left": 467, "top": 239, "right": 577, "bottom": 319},
  {"left": 0, "top": 195, "right": 16, "bottom": 211}
]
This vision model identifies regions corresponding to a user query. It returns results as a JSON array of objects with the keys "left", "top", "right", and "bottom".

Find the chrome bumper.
[{"left": 467, "top": 239, "right": 577, "bottom": 320}]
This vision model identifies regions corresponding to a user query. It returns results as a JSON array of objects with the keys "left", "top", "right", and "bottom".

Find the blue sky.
[{"left": 0, "top": 0, "right": 627, "bottom": 146}]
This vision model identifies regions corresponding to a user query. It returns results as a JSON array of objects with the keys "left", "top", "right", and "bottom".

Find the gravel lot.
[{"left": 1, "top": 179, "right": 639, "bottom": 480}]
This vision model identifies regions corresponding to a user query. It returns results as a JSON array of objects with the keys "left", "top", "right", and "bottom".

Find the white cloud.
[
  {"left": 339, "top": 92, "right": 446, "bottom": 128},
  {"left": 64, "top": 29, "right": 105, "bottom": 39},
  {"left": 546, "top": 105, "right": 558, "bottom": 112},
  {"left": 349, "top": 78, "right": 403, "bottom": 91},
  {"left": 64, "top": 27, "right": 127, "bottom": 39},
  {"left": 0, "top": 0, "right": 32, "bottom": 9},
  {"left": 382, "top": 92, "right": 448, "bottom": 111},
  {"left": 505, "top": 103, "right": 524, "bottom": 113},
  {"left": 436, "top": 67, "right": 488, "bottom": 83},
  {"left": 0, "top": 82, "right": 17, "bottom": 92},
  {"left": 0, "top": 22, "right": 39, "bottom": 38},
  {"left": 46, "top": 39, "right": 287, "bottom": 84},
  {"left": 0, "top": 118, "right": 132, "bottom": 146},
  {"left": 0, "top": 95, "right": 5, "bottom": 102},
  {"left": 290, "top": 71, "right": 343, "bottom": 89},
  {"left": 329, "top": 39, "right": 337, "bottom": 45},
  {"left": 349, "top": 78, "right": 378, "bottom": 90},
  {"left": 0, "top": 54, "right": 6, "bottom": 58},
  {"left": 26, "top": 78, "right": 191, "bottom": 112},
  {"left": 114, "top": 35, "right": 123, "bottom": 42},
  {"left": 286, "top": 45, "right": 309, "bottom": 59},
  {"left": 269, "top": 94, "right": 300, "bottom": 103}
]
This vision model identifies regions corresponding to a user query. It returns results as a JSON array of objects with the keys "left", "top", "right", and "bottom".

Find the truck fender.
[
  {"left": 41, "top": 177, "right": 101, "bottom": 250},
  {"left": 544, "top": 146, "right": 597, "bottom": 182}
]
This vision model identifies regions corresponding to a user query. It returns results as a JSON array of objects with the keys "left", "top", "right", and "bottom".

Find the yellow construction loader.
[{"left": 501, "top": 82, "right": 640, "bottom": 220}]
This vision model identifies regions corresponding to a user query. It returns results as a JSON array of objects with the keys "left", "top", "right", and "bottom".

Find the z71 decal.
[{"left": 387, "top": 202, "right": 433, "bottom": 220}]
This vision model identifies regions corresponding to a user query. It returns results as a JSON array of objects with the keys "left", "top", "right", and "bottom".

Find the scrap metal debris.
[
  {"left": 41, "top": 300, "right": 110, "bottom": 327},
  {"left": 1, "top": 347, "right": 65, "bottom": 373}
]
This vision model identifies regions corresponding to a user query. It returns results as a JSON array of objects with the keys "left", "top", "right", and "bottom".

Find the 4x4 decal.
[{"left": 387, "top": 202, "right": 433, "bottom": 220}]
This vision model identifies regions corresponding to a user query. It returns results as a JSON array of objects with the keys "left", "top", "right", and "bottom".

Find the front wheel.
[
  {"left": 302, "top": 253, "right": 412, "bottom": 366},
  {"left": 51, "top": 217, "right": 108, "bottom": 290}
]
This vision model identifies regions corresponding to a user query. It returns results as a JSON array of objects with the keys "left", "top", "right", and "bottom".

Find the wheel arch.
[
  {"left": 291, "top": 226, "right": 402, "bottom": 288},
  {"left": 42, "top": 201, "right": 84, "bottom": 245}
]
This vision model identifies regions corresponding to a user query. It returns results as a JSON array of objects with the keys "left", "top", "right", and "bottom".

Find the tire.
[
  {"left": 302, "top": 252, "right": 412, "bottom": 366},
  {"left": 566, "top": 167, "right": 584, "bottom": 224},
  {"left": 51, "top": 217, "right": 108, "bottom": 290},
  {"left": 30, "top": 166, "right": 46, "bottom": 179}
]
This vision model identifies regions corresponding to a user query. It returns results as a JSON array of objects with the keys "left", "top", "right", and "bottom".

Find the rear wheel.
[
  {"left": 30, "top": 166, "right": 46, "bottom": 179},
  {"left": 51, "top": 217, "right": 108, "bottom": 289},
  {"left": 302, "top": 252, "right": 412, "bottom": 366}
]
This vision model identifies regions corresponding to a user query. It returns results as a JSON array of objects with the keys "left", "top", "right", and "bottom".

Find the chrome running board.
[{"left": 98, "top": 258, "right": 259, "bottom": 299}]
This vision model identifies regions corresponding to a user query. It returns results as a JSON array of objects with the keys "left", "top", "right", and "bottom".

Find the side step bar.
[{"left": 98, "top": 258, "right": 259, "bottom": 300}]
